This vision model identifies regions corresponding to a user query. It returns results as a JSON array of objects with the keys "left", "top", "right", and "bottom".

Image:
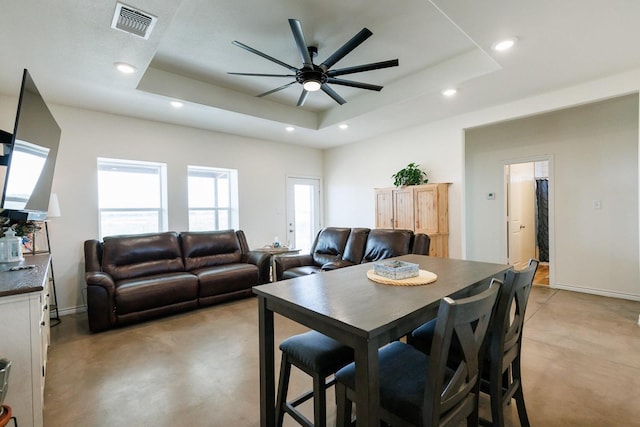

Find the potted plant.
[{"left": 391, "top": 163, "right": 429, "bottom": 187}]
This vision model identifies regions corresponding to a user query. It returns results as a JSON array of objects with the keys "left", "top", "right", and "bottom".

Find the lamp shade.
[{"left": 47, "top": 193, "right": 61, "bottom": 218}]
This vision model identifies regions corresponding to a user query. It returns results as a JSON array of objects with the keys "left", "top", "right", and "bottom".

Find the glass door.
[{"left": 286, "top": 177, "right": 321, "bottom": 253}]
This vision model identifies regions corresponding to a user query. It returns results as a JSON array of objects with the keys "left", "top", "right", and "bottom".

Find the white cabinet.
[{"left": 0, "top": 254, "right": 50, "bottom": 427}]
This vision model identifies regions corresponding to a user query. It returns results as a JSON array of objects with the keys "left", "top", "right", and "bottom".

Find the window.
[
  {"left": 97, "top": 158, "right": 167, "bottom": 238},
  {"left": 188, "top": 166, "right": 238, "bottom": 231}
]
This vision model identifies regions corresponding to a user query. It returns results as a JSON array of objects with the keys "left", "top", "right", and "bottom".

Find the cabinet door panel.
[
  {"left": 393, "top": 188, "right": 414, "bottom": 230},
  {"left": 415, "top": 186, "right": 439, "bottom": 233},
  {"left": 375, "top": 189, "right": 394, "bottom": 229}
]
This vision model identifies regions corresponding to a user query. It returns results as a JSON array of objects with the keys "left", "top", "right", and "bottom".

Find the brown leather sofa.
[
  {"left": 84, "top": 230, "right": 270, "bottom": 332},
  {"left": 274, "top": 227, "right": 431, "bottom": 281}
]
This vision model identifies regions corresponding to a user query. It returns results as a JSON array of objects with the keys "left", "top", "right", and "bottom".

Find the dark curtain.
[{"left": 535, "top": 179, "right": 549, "bottom": 262}]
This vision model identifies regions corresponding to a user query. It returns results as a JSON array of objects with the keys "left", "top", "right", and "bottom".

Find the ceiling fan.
[{"left": 229, "top": 19, "right": 399, "bottom": 107}]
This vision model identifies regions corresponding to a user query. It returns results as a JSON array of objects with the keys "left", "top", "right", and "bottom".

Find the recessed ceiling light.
[
  {"left": 170, "top": 101, "right": 184, "bottom": 108},
  {"left": 339, "top": 124, "right": 349, "bottom": 130},
  {"left": 285, "top": 126, "right": 295, "bottom": 132},
  {"left": 442, "top": 88, "right": 457, "bottom": 97},
  {"left": 114, "top": 62, "right": 136, "bottom": 74},
  {"left": 492, "top": 38, "right": 517, "bottom": 52}
]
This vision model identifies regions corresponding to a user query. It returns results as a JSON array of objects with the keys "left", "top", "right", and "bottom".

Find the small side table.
[{"left": 253, "top": 246, "right": 301, "bottom": 281}]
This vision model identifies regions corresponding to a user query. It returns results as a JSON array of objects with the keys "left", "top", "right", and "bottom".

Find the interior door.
[
  {"left": 286, "top": 177, "right": 320, "bottom": 254},
  {"left": 506, "top": 163, "right": 536, "bottom": 269}
]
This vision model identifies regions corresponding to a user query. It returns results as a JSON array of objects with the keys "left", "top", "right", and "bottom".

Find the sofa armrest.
[
  {"left": 274, "top": 254, "right": 313, "bottom": 281},
  {"left": 246, "top": 250, "right": 272, "bottom": 284},
  {"left": 86, "top": 271, "right": 116, "bottom": 292},
  {"left": 321, "top": 260, "right": 357, "bottom": 271},
  {"left": 85, "top": 272, "right": 117, "bottom": 333},
  {"left": 84, "top": 239, "right": 103, "bottom": 273}
]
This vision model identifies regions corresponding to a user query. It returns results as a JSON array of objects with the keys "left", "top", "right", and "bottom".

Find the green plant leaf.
[{"left": 392, "top": 163, "right": 429, "bottom": 187}]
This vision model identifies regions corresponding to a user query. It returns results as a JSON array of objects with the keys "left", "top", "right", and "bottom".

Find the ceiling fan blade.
[
  {"left": 297, "top": 89, "right": 310, "bottom": 107},
  {"left": 321, "top": 84, "right": 346, "bottom": 105},
  {"left": 327, "top": 59, "right": 399, "bottom": 77},
  {"left": 228, "top": 72, "right": 295, "bottom": 77},
  {"left": 319, "top": 28, "right": 373, "bottom": 71},
  {"left": 289, "top": 19, "right": 313, "bottom": 67},
  {"left": 326, "top": 78, "right": 383, "bottom": 91},
  {"left": 232, "top": 41, "right": 299, "bottom": 73},
  {"left": 256, "top": 81, "right": 297, "bottom": 97}
]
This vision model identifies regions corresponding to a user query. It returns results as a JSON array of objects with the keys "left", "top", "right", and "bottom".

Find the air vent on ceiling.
[{"left": 111, "top": 2, "right": 157, "bottom": 39}]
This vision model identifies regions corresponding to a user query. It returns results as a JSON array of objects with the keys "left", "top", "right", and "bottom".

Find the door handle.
[{"left": 520, "top": 225, "right": 526, "bottom": 229}]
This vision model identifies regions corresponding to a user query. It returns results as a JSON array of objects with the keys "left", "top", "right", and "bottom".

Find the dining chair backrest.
[
  {"left": 489, "top": 259, "right": 538, "bottom": 367},
  {"left": 480, "top": 259, "right": 539, "bottom": 427},
  {"left": 423, "top": 280, "right": 500, "bottom": 426}
]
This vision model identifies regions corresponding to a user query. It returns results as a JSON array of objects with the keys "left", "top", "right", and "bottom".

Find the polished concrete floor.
[{"left": 44, "top": 285, "right": 640, "bottom": 426}]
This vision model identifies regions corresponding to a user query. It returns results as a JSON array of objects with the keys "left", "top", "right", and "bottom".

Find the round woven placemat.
[{"left": 367, "top": 269, "right": 438, "bottom": 286}]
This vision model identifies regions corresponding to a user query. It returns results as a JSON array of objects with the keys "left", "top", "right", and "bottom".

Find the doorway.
[
  {"left": 505, "top": 160, "right": 550, "bottom": 284},
  {"left": 286, "top": 176, "right": 321, "bottom": 254}
]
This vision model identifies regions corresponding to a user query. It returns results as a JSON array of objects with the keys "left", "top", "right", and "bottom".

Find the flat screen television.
[{"left": 0, "top": 69, "right": 61, "bottom": 221}]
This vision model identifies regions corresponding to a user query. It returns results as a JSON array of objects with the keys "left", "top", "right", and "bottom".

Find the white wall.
[
  {"left": 466, "top": 95, "right": 639, "bottom": 299},
  {"left": 323, "top": 122, "right": 464, "bottom": 257},
  {"left": 0, "top": 98, "right": 323, "bottom": 313},
  {"left": 324, "top": 69, "right": 640, "bottom": 300}
]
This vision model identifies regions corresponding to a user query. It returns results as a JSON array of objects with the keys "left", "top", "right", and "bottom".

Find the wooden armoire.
[{"left": 374, "top": 183, "right": 449, "bottom": 257}]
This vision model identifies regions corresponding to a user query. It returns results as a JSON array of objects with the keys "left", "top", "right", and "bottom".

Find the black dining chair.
[
  {"left": 275, "top": 330, "right": 354, "bottom": 427},
  {"left": 410, "top": 259, "right": 539, "bottom": 427},
  {"left": 334, "top": 280, "right": 501, "bottom": 427}
]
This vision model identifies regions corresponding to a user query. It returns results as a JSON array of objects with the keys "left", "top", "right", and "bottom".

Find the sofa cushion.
[
  {"left": 342, "top": 228, "right": 370, "bottom": 264},
  {"left": 283, "top": 265, "right": 323, "bottom": 279},
  {"left": 102, "top": 232, "right": 185, "bottom": 281},
  {"left": 193, "top": 263, "right": 259, "bottom": 297},
  {"left": 115, "top": 271, "right": 199, "bottom": 315},
  {"left": 181, "top": 230, "right": 243, "bottom": 271},
  {"left": 311, "top": 227, "right": 351, "bottom": 266},
  {"left": 362, "top": 229, "right": 414, "bottom": 263}
]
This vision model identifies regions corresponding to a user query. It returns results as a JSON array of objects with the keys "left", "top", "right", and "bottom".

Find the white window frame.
[
  {"left": 97, "top": 157, "right": 168, "bottom": 238},
  {"left": 187, "top": 165, "right": 239, "bottom": 231}
]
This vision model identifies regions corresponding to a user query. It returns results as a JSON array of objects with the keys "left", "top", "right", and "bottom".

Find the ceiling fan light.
[{"left": 303, "top": 80, "right": 322, "bottom": 92}]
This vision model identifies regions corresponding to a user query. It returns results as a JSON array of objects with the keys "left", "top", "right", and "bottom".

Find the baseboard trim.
[
  {"left": 57, "top": 305, "right": 87, "bottom": 317},
  {"left": 553, "top": 283, "right": 640, "bottom": 302}
]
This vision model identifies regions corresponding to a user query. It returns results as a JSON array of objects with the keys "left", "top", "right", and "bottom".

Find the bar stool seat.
[{"left": 276, "top": 330, "right": 354, "bottom": 427}]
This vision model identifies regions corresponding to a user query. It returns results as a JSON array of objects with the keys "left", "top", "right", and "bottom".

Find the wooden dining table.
[{"left": 253, "top": 254, "right": 510, "bottom": 427}]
